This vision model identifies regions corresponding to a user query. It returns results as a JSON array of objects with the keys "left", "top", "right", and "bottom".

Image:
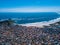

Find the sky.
[{"left": 0, "top": 0, "right": 60, "bottom": 12}]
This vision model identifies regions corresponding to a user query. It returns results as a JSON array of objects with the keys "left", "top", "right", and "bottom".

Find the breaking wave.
[{"left": 20, "top": 17, "right": 60, "bottom": 27}]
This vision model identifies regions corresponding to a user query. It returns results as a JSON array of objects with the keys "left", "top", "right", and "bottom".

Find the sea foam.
[{"left": 20, "top": 17, "right": 60, "bottom": 27}]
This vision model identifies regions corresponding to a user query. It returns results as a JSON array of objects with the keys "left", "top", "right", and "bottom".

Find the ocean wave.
[
  {"left": 0, "top": 17, "right": 60, "bottom": 27},
  {"left": 0, "top": 17, "right": 45, "bottom": 21},
  {"left": 20, "top": 17, "right": 60, "bottom": 27}
]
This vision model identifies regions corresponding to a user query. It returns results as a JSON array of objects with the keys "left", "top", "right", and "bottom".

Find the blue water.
[{"left": 0, "top": 12, "right": 60, "bottom": 24}]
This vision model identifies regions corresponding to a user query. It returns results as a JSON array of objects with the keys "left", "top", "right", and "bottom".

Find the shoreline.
[
  {"left": 0, "top": 17, "right": 60, "bottom": 28},
  {"left": 19, "top": 17, "right": 60, "bottom": 27}
]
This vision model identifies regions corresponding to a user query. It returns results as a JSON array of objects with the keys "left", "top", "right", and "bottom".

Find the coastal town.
[{"left": 0, "top": 19, "right": 60, "bottom": 45}]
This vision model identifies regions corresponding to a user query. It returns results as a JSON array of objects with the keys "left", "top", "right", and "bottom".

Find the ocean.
[{"left": 0, "top": 12, "right": 60, "bottom": 24}]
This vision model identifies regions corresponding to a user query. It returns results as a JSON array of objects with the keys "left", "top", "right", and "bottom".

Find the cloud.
[{"left": 0, "top": 7, "right": 60, "bottom": 12}]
